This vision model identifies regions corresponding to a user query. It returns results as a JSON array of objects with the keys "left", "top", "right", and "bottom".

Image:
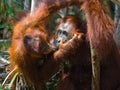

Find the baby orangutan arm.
[{"left": 54, "top": 33, "right": 85, "bottom": 59}]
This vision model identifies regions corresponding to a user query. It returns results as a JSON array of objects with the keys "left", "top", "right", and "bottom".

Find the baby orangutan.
[{"left": 52, "top": 16, "right": 91, "bottom": 90}]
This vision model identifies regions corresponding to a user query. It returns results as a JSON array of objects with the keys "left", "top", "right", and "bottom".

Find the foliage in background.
[
  {"left": 0, "top": 1, "right": 24, "bottom": 89},
  {"left": 0, "top": 0, "right": 28, "bottom": 50},
  {"left": 0, "top": 0, "right": 24, "bottom": 27}
]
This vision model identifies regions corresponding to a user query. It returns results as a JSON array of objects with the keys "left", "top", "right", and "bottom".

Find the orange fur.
[
  {"left": 81, "top": 0, "right": 120, "bottom": 89},
  {"left": 9, "top": 0, "right": 120, "bottom": 89},
  {"left": 9, "top": 5, "right": 84, "bottom": 87},
  {"left": 55, "top": 16, "right": 91, "bottom": 90}
]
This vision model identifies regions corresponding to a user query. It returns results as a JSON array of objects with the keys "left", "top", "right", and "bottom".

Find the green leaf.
[
  {"left": 0, "top": 25, "right": 12, "bottom": 30},
  {"left": 7, "top": 72, "right": 19, "bottom": 90},
  {"left": 6, "top": 25, "right": 12, "bottom": 30},
  {"left": 13, "top": 0, "right": 23, "bottom": 8},
  {"left": 0, "top": 85, "right": 3, "bottom": 90},
  {"left": 4, "top": 0, "right": 14, "bottom": 17},
  {"left": 0, "top": 25, "right": 5, "bottom": 29}
]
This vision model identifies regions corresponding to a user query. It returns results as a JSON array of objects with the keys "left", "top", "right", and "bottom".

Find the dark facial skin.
[
  {"left": 52, "top": 22, "right": 75, "bottom": 50},
  {"left": 23, "top": 28, "right": 51, "bottom": 56}
]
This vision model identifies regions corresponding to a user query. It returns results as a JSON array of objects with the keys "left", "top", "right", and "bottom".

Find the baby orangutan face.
[
  {"left": 52, "top": 21, "right": 76, "bottom": 50},
  {"left": 56, "top": 22, "right": 75, "bottom": 43}
]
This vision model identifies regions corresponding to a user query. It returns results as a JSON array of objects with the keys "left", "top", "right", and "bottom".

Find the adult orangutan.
[{"left": 82, "top": 0, "right": 120, "bottom": 89}]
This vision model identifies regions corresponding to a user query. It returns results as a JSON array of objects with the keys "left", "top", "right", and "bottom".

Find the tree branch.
[{"left": 111, "top": 0, "right": 120, "bottom": 6}]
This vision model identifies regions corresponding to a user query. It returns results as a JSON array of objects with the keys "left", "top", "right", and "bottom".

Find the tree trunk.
[
  {"left": 90, "top": 41, "right": 100, "bottom": 90},
  {"left": 24, "top": 0, "right": 31, "bottom": 10},
  {"left": 111, "top": 0, "right": 120, "bottom": 6},
  {"left": 31, "top": 0, "right": 41, "bottom": 14},
  {"left": 114, "top": 4, "right": 120, "bottom": 49}
]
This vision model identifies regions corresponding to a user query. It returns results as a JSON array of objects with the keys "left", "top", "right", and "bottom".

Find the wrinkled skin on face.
[
  {"left": 52, "top": 22, "right": 75, "bottom": 50},
  {"left": 57, "top": 22, "right": 75, "bottom": 42},
  {"left": 23, "top": 27, "right": 52, "bottom": 56}
]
